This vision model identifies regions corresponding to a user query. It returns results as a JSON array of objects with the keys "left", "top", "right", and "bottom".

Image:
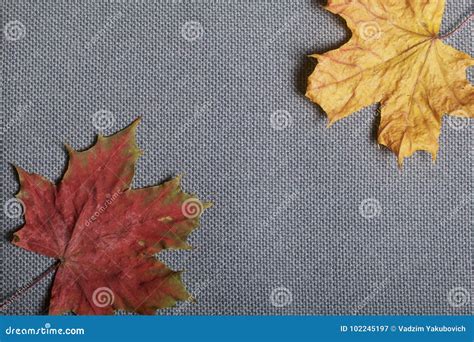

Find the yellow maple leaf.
[{"left": 306, "top": 0, "right": 474, "bottom": 164}]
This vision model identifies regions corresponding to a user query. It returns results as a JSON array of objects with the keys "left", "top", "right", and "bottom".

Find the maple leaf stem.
[
  {"left": 0, "top": 261, "right": 59, "bottom": 311},
  {"left": 439, "top": 12, "right": 474, "bottom": 40}
]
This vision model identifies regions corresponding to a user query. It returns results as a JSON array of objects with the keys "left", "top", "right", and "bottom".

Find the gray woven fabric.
[{"left": 1, "top": 0, "right": 473, "bottom": 315}]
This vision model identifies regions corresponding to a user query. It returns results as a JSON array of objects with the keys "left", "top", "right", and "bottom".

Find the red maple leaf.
[{"left": 10, "top": 118, "right": 210, "bottom": 315}]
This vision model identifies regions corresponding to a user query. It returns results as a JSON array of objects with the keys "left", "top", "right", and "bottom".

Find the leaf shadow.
[
  {"left": 371, "top": 106, "right": 381, "bottom": 142},
  {"left": 297, "top": 0, "right": 386, "bottom": 143},
  {"left": 4, "top": 164, "right": 24, "bottom": 241},
  {"left": 295, "top": 0, "right": 352, "bottom": 97}
]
